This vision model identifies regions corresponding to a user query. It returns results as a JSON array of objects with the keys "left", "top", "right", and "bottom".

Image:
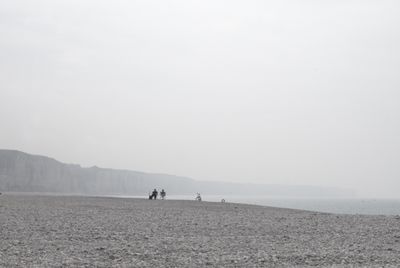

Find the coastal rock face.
[
  {"left": 0, "top": 150, "right": 194, "bottom": 195},
  {"left": 0, "top": 149, "right": 353, "bottom": 197}
]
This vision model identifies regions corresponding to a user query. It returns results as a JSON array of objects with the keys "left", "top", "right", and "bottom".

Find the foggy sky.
[{"left": 1, "top": 0, "right": 400, "bottom": 197}]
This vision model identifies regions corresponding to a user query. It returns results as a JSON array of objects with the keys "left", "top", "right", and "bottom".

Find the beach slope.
[{"left": 0, "top": 195, "right": 399, "bottom": 267}]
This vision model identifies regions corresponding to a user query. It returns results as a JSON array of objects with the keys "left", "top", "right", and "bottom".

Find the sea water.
[{"left": 164, "top": 195, "right": 400, "bottom": 215}]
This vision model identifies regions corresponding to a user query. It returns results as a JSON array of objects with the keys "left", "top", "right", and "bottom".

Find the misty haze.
[{"left": 1, "top": 0, "right": 400, "bottom": 267}]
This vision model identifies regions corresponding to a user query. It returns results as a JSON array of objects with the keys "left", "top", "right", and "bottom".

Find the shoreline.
[{"left": 3, "top": 191, "right": 400, "bottom": 216}]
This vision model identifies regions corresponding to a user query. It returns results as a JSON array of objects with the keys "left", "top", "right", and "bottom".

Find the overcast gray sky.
[{"left": 1, "top": 0, "right": 399, "bottom": 197}]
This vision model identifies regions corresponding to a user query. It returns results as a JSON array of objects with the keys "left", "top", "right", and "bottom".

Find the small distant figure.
[
  {"left": 148, "top": 189, "right": 158, "bottom": 200},
  {"left": 221, "top": 199, "right": 225, "bottom": 203},
  {"left": 152, "top": 189, "right": 158, "bottom": 200},
  {"left": 160, "top": 189, "right": 166, "bottom": 200},
  {"left": 195, "top": 193, "right": 202, "bottom": 201}
]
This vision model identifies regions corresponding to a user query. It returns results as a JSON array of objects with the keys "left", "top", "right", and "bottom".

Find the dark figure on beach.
[
  {"left": 195, "top": 193, "right": 202, "bottom": 201},
  {"left": 160, "top": 189, "right": 166, "bottom": 200},
  {"left": 152, "top": 189, "right": 158, "bottom": 200}
]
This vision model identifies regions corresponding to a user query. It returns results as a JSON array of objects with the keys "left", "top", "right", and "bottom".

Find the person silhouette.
[
  {"left": 152, "top": 189, "right": 158, "bottom": 200},
  {"left": 195, "top": 193, "right": 201, "bottom": 201},
  {"left": 160, "top": 189, "right": 166, "bottom": 200}
]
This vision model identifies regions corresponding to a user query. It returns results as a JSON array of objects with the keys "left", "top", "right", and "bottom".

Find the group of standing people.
[{"left": 149, "top": 189, "right": 166, "bottom": 200}]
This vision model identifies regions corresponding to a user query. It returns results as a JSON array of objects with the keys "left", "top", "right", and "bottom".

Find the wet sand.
[{"left": 1, "top": 194, "right": 400, "bottom": 267}]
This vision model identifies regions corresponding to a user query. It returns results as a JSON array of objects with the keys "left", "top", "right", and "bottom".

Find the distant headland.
[{"left": 0, "top": 149, "right": 354, "bottom": 197}]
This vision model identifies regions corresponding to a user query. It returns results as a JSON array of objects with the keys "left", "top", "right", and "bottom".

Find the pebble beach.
[{"left": 1, "top": 194, "right": 400, "bottom": 267}]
